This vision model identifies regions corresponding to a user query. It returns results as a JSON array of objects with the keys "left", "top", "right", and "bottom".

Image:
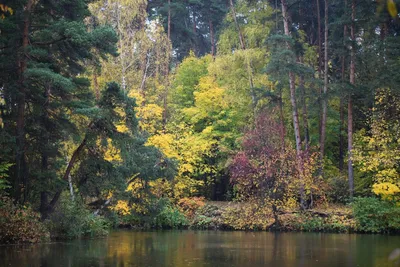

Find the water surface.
[{"left": 1, "top": 230, "right": 399, "bottom": 267}]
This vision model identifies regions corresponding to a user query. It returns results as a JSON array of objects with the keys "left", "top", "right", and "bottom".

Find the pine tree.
[{"left": 0, "top": 0, "right": 117, "bottom": 205}]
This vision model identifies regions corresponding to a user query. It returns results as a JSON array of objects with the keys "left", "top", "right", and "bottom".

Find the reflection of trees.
[{"left": 1, "top": 231, "right": 399, "bottom": 266}]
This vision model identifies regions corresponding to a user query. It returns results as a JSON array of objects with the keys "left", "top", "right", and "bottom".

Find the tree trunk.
[
  {"left": 15, "top": 0, "right": 33, "bottom": 203},
  {"left": 209, "top": 19, "right": 215, "bottom": 57},
  {"left": 281, "top": 0, "right": 305, "bottom": 208},
  {"left": 192, "top": 10, "right": 197, "bottom": 34},
  {"left": 320, "top": 0, "right": 328, "bottom": 165},
  {"left": 348, "top": 0, "right": 355, "bottom": 199},
  {"left": 339, "top": 96, "right": 344, "bottom": 172},
  {"left": 140, "top": 53, "right": 150, "bottom": 99},
  {"left": 162, "top": 0, "right": 171, "bottom": 133},
  {"left": 229, "top": 0, "right": 246, "bottom": 50},
  {"left": 229, "top": 0, "right": 257, "bottom": 111},
  {"left": 316, "top": 0, "right": 322, "bottom": 76},
  {"left": 279, "top": 92, "right": 286, "bottom": 149},
  {"left": 43, "top": 136, "right": 88, "bottom": 219},
  {"left": 93, "top": 71, "right": 100, "bottom": 101},
  {"left": 339, "top": 17, "right": 347, "bottom": 173},
  {"left": 300, "top": 75, "right": 310, "bottom": 151},
  {"left": 168, "top": 0, "right": 171, "bottom": 40},
  {"left": 39, "top": 153, "right": 49, "bottom": 217},
  {"left": 39, "top": 84, "right": 51, "bottom": 218},
  {"left": 281, "top": 0, "right": 302, "bottom": 155}
]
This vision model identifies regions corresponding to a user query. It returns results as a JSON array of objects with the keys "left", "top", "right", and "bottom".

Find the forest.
[{"left": 0, "top": 0, "right": 400, "bottom": 243}]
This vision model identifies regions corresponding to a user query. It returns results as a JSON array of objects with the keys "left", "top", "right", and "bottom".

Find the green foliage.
[
  {"left": 352, "top": 197, "right": 400, "bottom": 233},
  {"left": 189, "top": 203, "right": 221, "bottom": 229},
  {"left": 294, "top": 214, "right": 351, "bottom": 233},
  {"left": 116, "top": 197, "right": 188, "bottom": 229},
  {"left": 298, "top": 215, "right": 325, "bottom": 232},
  {"left": 0, "top": 197, "right": 49, "bottom": 244},
  {"left": 153, "top": 204, "right": 189, "bottom": 229},
  {"left": 170, "top": 54, "right": 211, "bottom": 109},
  {"left": 0, "top": 162, "right": 12, "bottom": 193},
  {"left": 327, "top": 176, "right": 350, "bottom": 204},
  {"left": 47, "top": 196, "right": 109, "bottom": 239}
]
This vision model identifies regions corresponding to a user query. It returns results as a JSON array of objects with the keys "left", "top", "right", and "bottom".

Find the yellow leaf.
[{"left": 387, "top": 0, "right": 398, "bottom": 18}]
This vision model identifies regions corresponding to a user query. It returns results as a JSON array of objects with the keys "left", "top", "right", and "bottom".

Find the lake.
[{"left": 1, "top": 230, "right": 399, "bottom": 267}]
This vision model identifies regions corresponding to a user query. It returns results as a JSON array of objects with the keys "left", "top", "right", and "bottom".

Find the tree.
[
  {"left": 0, "top": 0, "right": 118, "bottom": 204},
  {"left": 230, "top": 114, "right": 321, "bottom": 223},
  {"left": 353, "top": 89, "right": 400, "bottom": 201},
  {"left": 348, "top": 0, "right": 355, "bottom": 199}
]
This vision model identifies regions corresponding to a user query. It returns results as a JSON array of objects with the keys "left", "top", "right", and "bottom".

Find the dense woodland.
[{"left": 0, "top": 0, "right": 400, "bottom": 242}]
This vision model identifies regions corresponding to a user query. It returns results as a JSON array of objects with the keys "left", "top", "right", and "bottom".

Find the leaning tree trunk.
[
  {"left": 43, "top": 135, "right": 88, "bottom": 219},
  {"left": 229, "top": 0, "right": 246, "bottom": 50},
  {"left": 348, "top": 0, "right": 356, "bottom": 199}
]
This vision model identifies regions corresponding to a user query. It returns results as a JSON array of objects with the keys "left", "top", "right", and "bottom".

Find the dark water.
[{"left": 1, "top": 230, "right": 400, "bottom": 267}]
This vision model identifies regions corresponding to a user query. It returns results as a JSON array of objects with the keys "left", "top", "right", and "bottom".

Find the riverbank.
[
  {"left": 118, "top": 200, "right": 357, "bottom": 233},
  {"left": 2, "top": 196, "right": 400, "bottom": 244},
  {"left": 118, "top": 197, "right": 400, "bottom": 234},
  {"left": 177, "top": 201, "right": 351, "bottom": 232},
  {"left": 188, "top": 201, "right": 356, "bottom": 233}
]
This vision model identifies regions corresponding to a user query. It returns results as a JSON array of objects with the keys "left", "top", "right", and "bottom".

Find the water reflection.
[{"left": 1, "top": 231, "right": 399, "bottom": 267}]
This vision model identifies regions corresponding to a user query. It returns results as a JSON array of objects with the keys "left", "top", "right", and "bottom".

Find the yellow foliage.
[
  {"left": 0, "top": 4, "right": 13, "bottom": 19},
  {"left": 149, "top": 178, "right": 173, "bottom": 198},
  {"left": 353, "top": 89, "right": 400, "bottom": 199},
  {"left": 146, "top": 133, "right": 177, "bottom": 159},
  {"left": 372, "top": 182, "right": 400, "bottom": 200},
  {"left": 387, "top": 0, "right": 398, "bottom": 18},
  {"left": 97, "top": 138, "right": 122, "bottom": 162},
  {"left": 111, "top": 200, "right": 131, "bottom": 215},
  {"left": 128, "top": 91, "right": 163, "bottom": 134},
  {"left": 173, "top": 176, "right": 204, "bottom": 199},
  {"left": 116, "top": 124, "right": 129, "bottom": 133},
  {"left": 147, "top": 124, "right": 214, "bottom": 198}
]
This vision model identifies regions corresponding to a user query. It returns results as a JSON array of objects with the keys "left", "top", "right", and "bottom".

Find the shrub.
[
  {"left": 298, "top": 215, "right": 325, "bottom": 232},
  {"left": 0, "top": 197, "right": 49, "bottom": 243},
  {"left": 177, "top": 197, "right": 205, "bottom": 219},
  {"left": 220, "top": 202, "right": 275, "bottom": 230},
  {"left": 352, "top": 197, "right": 400, "bottom": 233},
  {"left": 153, "top": 204, "right": 188, "bottom": 229},
  {"left": 46, "top": 196, "right": 109, "bottom": 239},
  {"left": 0, "top": 163, "right": 12, "bottom": 195},
  {"left": 327, "top": 176, "right": 350, "bottom": 204},
  {"left": 119, "top": 198, "right": 189, "bottom": 229}
]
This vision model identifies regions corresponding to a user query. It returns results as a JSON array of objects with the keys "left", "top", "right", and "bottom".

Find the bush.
[
  {"left": 0, "top": 197, "right": 49, "bottom": 243},
  {"left": 46, "top": 196, "right": 109, "bottom": 239},
  {"left": 327, "top": 176, "right": 350, "bottom": 204},
  {"left": 352, "top": 197, "right": 400, "bottom": 233},
  {"left": 220, "top": 202, "right": 275, "bottom": 230},
  {"left": 118, "top": 198, "right": 189, "bottom": 229},
  {"left": 153, "top": 204, "right": 188, "bottom": 229},
  {"left": 177, "top": 197, "right": 205, "bottom": 219},
  {"left": 298, "top": 215, "right": 325, "bottom": 231}
]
